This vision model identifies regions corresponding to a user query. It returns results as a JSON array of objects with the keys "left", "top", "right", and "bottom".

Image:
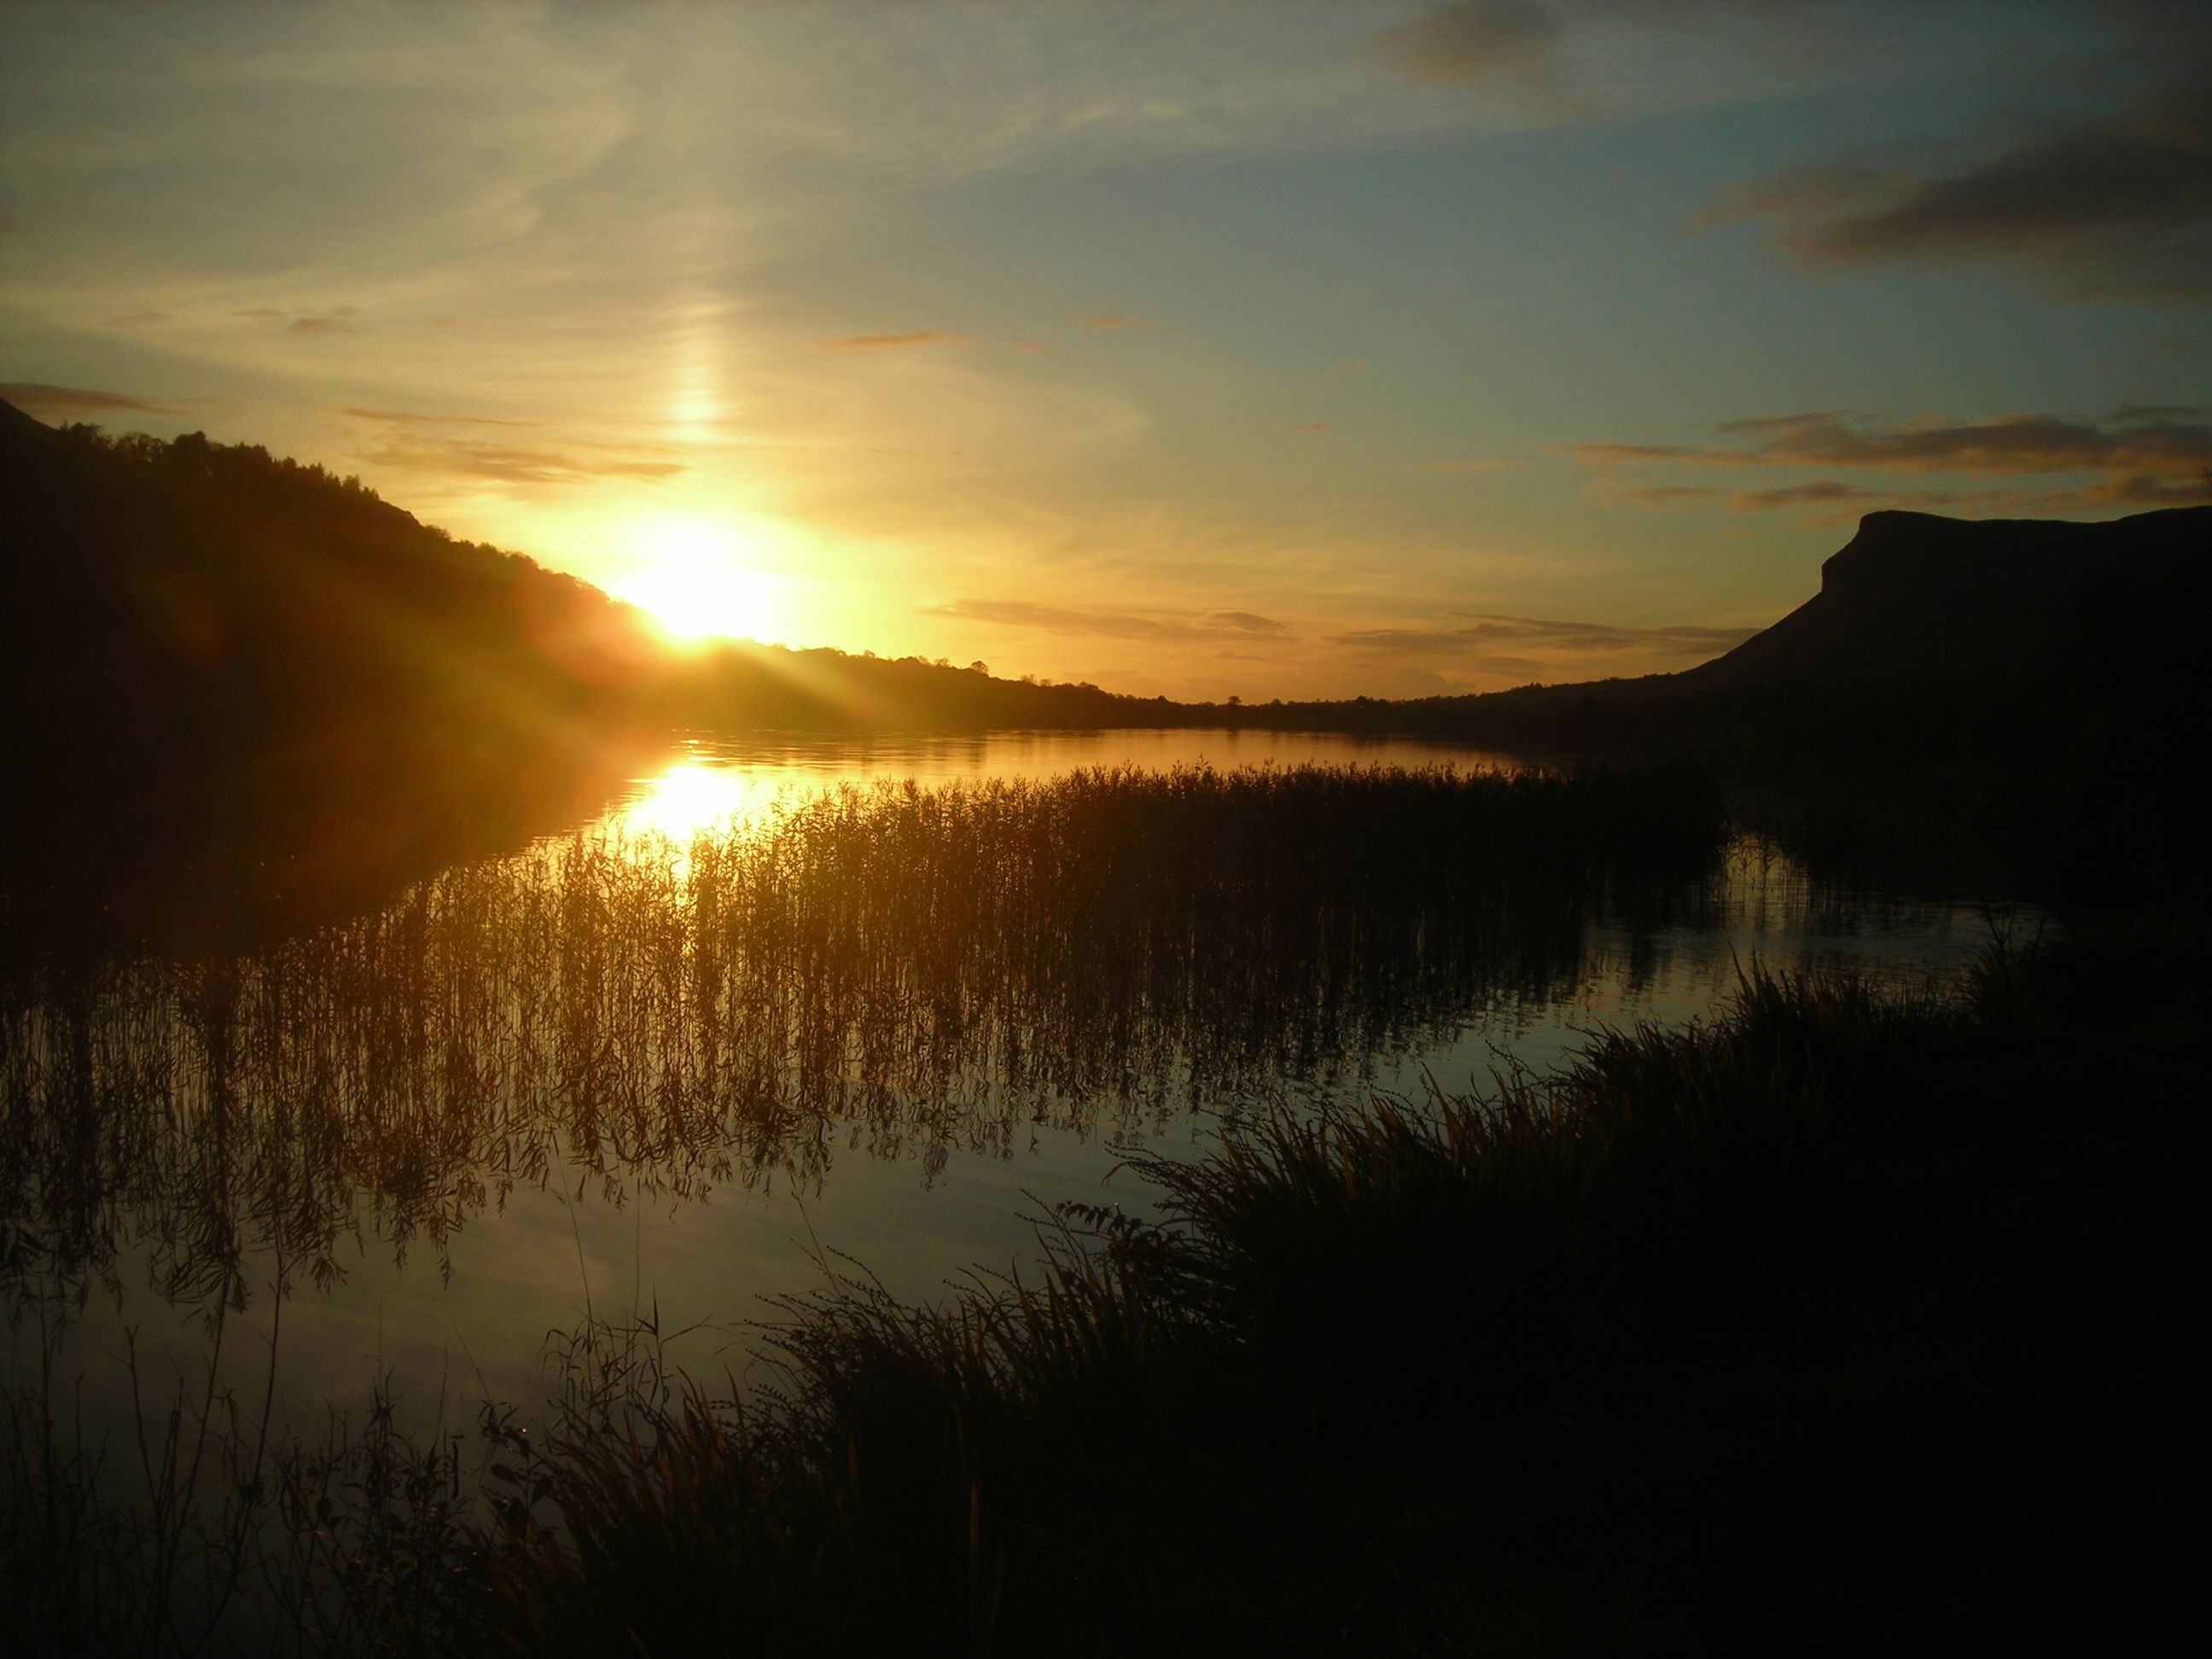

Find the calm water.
[{"left": 3, "top": 731, "right": 2030, "bottom": 1476}]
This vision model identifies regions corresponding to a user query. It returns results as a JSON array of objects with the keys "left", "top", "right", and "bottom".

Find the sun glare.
[{"left": 617, "top": 513, "right": 782, "bottom": 643}]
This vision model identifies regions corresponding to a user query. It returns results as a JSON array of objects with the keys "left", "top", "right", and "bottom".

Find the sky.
[{"left": 3, "top": 0, "right": 2208, "bottom": 701}]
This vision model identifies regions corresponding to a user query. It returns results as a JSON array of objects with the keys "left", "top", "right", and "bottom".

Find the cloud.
[
  {"left": 358, "top": 431, "right": 684, "bottom": 486},
  {"left": 824, "top": 330, "right": 969, "bottom": 350},
  {"left": 105, "top": 311, "right": 170, "bottom": 326},
  {"left": 0, "top": 381, "right": 180, "bottom": 416},
  {"left": 1601, "top": 482, "right": 1726, "bottom": 509},
  {"left": 1586, "top": 406, "right": 2212, "bottom": 521},
  {"left": 923, "top": 598, "right": 1289, "bottom": 643},
  {"left": 344, "top": 405, "right": 542, "bottom": 430},
  {"left": 231, "top": 306, "right": 358, "bottom": 334},
  {"left": 1409, "top": 457, "right": 1526, "bottom": 473},
  {"left": 1578, "top": 408, "right": 2212, "bottom": 478},
  {"left": 1327, "top": 608, "right": 1756, "bottom": 684},
  {"left": 1369, "top": 0, "right": 1945, "bottom": 116},
  {"left": 2006, "top": 471, "right": 2212, "bottom": 514},
  {"left": 1702, "top": 24, "right": 2212, "bottom": 297},
  {"left": 1715, "top": 480, "right": 1967, "bottom": 522},
  {"left": 286, "top": 310, "right": 357, "bottom": 335},
  {"left": 1473, "top": 612, "right": 1757, "bottom": 654},
  {"left": 1332, "top": 626, "right": 1483, "bottom": 654},
  {"left": 1726, "top": 479, "right": 1882, "bottom": 511},
  {"left": 1607, "top": 473, "right": 2212, "bottom": 524},
  {"left": 1337, "top": 612, "right": 1755, "bottom": 657},
  {"left": 1375, "top": 1, "right": 1561, "bottom": 85},
  {"left": 1208, "top": 610, "right": 1290, "bottom": 636},
  {"left": 1072, "top": 312, "right": 1147, "bottom": 330}
]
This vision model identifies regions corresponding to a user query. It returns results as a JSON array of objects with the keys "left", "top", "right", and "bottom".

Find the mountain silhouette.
[
  {"left": 1216, "top": 503, "right": 2210, "bottom": 745},
  {"left": 1687, "top": 505, "right": 2209, "bottom": 691}
]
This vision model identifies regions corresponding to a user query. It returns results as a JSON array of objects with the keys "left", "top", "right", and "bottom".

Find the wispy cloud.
[
  {"left": 1337, "top": 610, "right": 1755, "bottom": 658},
  {"left": 343, "top": 405, "right": 543, "bottom": 430},
  {"left": 1586, "top": 406, "right": 2212, "bottom": 521},
  {"left": 1208, "top": 610, "right": 1290, "bottom": 636},
  {"left": 1073, "top": 312, "right": 1148, "bottom": 330},
  {"left": 1728, "top": 479, "right": 1883, "bottom": 511},
  {"left": 231, "top": 306, "right": 358, "bottom": 335},
  {"left": 1374, "top": 0, "right": 1570, "bottom": 107},
  {"left": 923, "top": 597, "right": 1289, "bottom": 643},
  {"left": 1701, "top": 14, "right": 2212, "bottom": 298},
  {"left": 1408, "top": 456, "right": 1525, "bottom": 474},
  {"left": 1578, "top": 408, "right": 2212, "bottom": 478},
  {"left": 358, "top": 431, "right": 684, "bottom": 486},
  {"left": 1371, "top": 0, "right": 1966, "bottom": 120},
  {"left": 824, "top": 329, "right": 970, "bottom": 351},
  {"left": 0, "top": 381, "right": 181, "bottom": 417},
  {"left": 1321, "top": 605, "right": 1756, "bottom": 686}
]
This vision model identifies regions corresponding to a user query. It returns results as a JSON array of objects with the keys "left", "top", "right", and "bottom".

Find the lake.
[{"left": 1, "top": 730, "right": 2033, "bottom": 1571}]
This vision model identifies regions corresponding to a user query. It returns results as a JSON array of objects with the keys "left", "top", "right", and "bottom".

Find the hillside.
[
  {"left": 0, "top": 399, "right": 661, "bottom": 776},
  {"left": 0, "top": 401, "right": 1170, "bottom": 764},
  {"left": 0, "top": 403, "right": 684, "bottom": 932}
]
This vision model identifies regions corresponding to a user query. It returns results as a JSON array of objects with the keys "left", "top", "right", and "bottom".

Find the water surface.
[{"left": 3, "top": 731, "right": 2028, "bottom": 1456}]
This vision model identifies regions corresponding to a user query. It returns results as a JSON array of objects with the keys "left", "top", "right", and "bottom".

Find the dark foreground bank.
[{"left": 8, "top": 934, "right": 2195, "bottom": 1656}]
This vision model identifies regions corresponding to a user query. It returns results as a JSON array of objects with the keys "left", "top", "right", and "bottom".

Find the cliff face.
[{"left": 1690, "top": 505, "right": 2210, "bottom": 690}]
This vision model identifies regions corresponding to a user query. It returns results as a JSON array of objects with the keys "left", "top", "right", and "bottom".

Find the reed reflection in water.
[{"left": 3, "top": 763, "right": 1726, "bottom": 1324}]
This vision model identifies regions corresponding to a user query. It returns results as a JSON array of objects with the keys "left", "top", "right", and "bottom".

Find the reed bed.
[
  {"left": 8, "top": 935, "right": 2182, "bottom": 1654},
  {"left": 0, "top": 762, "right": 1723, "bottom": 1315},
  {"left": 452, "top": 955, "right": 2138, "bottom": 1657}
]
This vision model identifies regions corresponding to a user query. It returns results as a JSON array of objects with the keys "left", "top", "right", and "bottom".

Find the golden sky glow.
[{"left": 3, "top": 2, "right": 2206, "bottom": 699}]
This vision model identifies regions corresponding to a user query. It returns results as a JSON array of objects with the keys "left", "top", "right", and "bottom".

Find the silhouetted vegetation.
[
  {"left": 0, "top": 399, "right": 683, "bottom": 940},
  {"left": 441, "top": 941, "right": 2196, "bottom": 1656},
  {"left": 11, "top": 938, "right": 2185, "bottom": 1655},
  {"left": 0, "top": 763, "right": 1723, "bottom": 1319}
]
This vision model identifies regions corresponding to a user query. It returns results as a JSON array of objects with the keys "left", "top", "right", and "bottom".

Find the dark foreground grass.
[{"left": 447, "top": 942, "right": 2196, "bottom": 1658}]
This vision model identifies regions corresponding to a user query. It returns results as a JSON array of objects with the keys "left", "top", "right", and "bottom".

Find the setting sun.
[{"left": 615, "top": 513, "right": 783, "bottom": 643}]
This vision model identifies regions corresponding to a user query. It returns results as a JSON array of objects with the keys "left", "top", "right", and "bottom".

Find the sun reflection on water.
[
  {"left": 616, "top": 760, "right": 792, "bottom": 841},
  {"left": 604, "top": 728, "right": 1539, "bottom": 851}
]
